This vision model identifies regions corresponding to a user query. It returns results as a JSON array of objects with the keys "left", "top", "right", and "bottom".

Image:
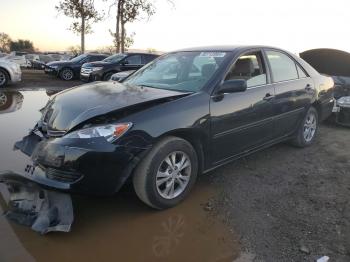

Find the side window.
[
  {"left": 143, "top": 55, "right": 156, "bottom": 64},
  {"left": 125, "top": 55, "right": 142, "bottom": 65},
  {"left": 266, "top": 50, "right": 298, "bottom": 82},
  {"left": 296, "top": 64, "right": 307, "bottom": 78},
  {"left": 89, "top": 56, "right": 100, "bottom": 62},
  {"left": 225, "top": 51, "right": 267, "bottom": 88}
]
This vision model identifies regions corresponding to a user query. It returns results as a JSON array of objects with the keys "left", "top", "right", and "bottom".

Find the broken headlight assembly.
[
  {"left": 337, "top": 96, "right": 350, "bottom": 108},
  {"left": 64, "top": 123, "right": 132, "bottom": 143}
]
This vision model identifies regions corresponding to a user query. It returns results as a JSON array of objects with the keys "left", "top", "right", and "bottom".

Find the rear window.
[{"left": 266, "top": 50, "right": 298, "bottom": 82}]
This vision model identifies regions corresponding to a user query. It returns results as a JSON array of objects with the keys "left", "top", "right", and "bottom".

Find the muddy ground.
[
  {"left": 1, "top": 69, "right": 350, "bottom": 261},
  {"left": 206, "top": 121, "right": 350, "bottom": 261},
  {"left": 14, "top": 69, "right": 82, "bottom": 89}
]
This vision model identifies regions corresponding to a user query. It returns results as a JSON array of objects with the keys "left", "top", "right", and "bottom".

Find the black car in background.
[
  {"left": 15, "top": 46, "right": 334, "bottom": 209},
  {"left": 80, "top": 53, "right": 159, "bottom": 82},
  {"left": 45, "top": 53, "right": 108, "bottom": 81}
]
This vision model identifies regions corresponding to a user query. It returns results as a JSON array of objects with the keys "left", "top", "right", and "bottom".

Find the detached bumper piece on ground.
[{"left": 0, "top": 172, "right": 73, "bottom": 234}]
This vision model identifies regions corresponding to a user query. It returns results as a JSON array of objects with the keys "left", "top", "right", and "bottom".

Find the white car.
[
  {"left": 0, "top": 60, "right": 22, "bottom": 88},
  {"left": 1, "top": 55, "right": 30, "bottom": 68}
]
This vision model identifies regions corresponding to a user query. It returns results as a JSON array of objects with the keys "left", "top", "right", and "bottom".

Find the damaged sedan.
[{"left": 1, "top": 46, "right": 334, "bottom": 218}]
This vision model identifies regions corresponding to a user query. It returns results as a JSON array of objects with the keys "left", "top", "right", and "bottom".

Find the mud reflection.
[
  {"left": 0, "top": 91, "right": 23, "bottom": 114},
  {"left": 1, "top": 180, "right": 239, "bottom": 262},
  {"left": 0, "top": 89, "right": 240, "bottom": 262}
]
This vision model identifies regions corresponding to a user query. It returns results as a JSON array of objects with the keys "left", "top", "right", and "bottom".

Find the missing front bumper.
[{"left": 0, "top": 172, "right": 74, "bottom": 234}]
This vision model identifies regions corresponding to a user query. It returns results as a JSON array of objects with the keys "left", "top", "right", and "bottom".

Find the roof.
[{"left": 174, "top": 45, "right": 278, "bottom": 52}]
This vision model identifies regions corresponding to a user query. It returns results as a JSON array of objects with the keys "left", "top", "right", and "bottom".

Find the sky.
[{"left": 1, "top": 0, "right": 350, "bottom": 54}]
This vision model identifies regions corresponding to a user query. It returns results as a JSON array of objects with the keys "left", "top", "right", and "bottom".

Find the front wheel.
[
  {"left": 103, "top": 72, "right": 115, "bottom": 81},
  {"left": 0, "top": 69, "right": 9, "bottom": 88},
  {"left": 59, "top": 68, "right": 74, "bottom": 81},
  {"left": 133, "top": 136, "right": 198, "bottom": 209},
  {"left": 291, "top": 106, "right": 319, "bottom": 147}
]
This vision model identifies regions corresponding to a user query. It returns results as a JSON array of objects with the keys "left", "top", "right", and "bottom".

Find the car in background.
[
  {"left": 80, "top": 53, "right": 159, "bottom": 82},
  {"left": 15, "top": 46, "right": 334, "bottom": 209},
  {"left": 300, "top": 48, "right": 350, "bottom": 126},
  {"left": 110, "top": 70, "right": 135, "bottom": 82},
  {"left": 2, "top": 54, "right": 30, "bottom": 68},
  {"left": 0, "top": 59, "right": 22, "bottom": 88},
  {"left": 45, "top": 53, "right": 108, "bottom": 81}
]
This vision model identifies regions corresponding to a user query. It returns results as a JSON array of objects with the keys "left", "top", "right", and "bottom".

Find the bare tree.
[
  {"left": 0, "top": 33, "right": 12, "bottom": 53},
  {"left": 56, "top": 0, "right": 103, "bottom": 53},
  {"left": 109, "top": 0, "right": 173, "bottom": 53}
]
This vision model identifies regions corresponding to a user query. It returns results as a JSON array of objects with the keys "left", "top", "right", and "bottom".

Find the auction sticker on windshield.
[{"left": 199, "top": 52, "right": 226, "bottom": 57}]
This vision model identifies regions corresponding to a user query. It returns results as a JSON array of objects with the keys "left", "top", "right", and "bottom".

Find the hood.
[
  {"left": 47, "top": 60, "right": 72, "bottom": 67},
  {"left": 41, "top": 81, "right": 189, "bottom": 133},
  {"left": 82, "top": 61, "right": 113, "bottom": 67}
]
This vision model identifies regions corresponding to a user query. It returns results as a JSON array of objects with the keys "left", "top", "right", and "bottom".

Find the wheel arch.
[
  {"left": 311, "top": 100, "right": 323, "bottom": 120},
  {"left": 158, "top": 129, "right": 209, "bottom": 175},
  {"left": 0, "top": 67, "right": 11, "bottom": 81},
  {"left": 103, "top": 70, "right": 118, "bottom": 80},
  {"left": 59, "top": 67, "right": 74, "bottom": 78}
]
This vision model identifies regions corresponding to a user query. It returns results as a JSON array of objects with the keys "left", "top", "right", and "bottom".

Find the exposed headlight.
[
  {"left": 337, "top": 96, "right": 350, "bottom": 107},
  {"left": 50, "top": 65, "right": 59, "bottom": 69},
  {"left": 64, "top": 123, "right": 132, "bottom": 142},
  {"left": 91, "top": 67, "right": 103, "bottom": 72}
]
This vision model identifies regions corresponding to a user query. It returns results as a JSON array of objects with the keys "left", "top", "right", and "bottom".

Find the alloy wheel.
[
  {"left": 62, "top": 69, "right": 73, "bottom": 80},
  {"left": 0, "top": 71, "right": 6, "bottom": 86},
  {"left": 303, "top": 111, "right": 317, "bottom": 142},
  {"left": 156, "top": 151, "right": 191, "bottom": 199}
]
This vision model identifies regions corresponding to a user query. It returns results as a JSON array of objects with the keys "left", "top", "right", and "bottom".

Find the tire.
[
  {"left": 133, "top": 136, "right": 198, "bottom": 209},
  {"left": 103, "top": 72, "right": 115, "bottom": 81},
  {"left": 0, "top": 68, "right": 9, "bottom": 88},
  {"left": 59, "top": 68, "right": 74, "bottom": 81},
  {"left": 291, "top": 106, "right": 319, "bottom": 147}
]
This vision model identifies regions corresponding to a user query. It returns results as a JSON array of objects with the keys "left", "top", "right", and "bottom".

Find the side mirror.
[
  {"left": 121, "top": 60, "right": 129, "bottom": 66},
  {"left": 218, "top": 79, "right": 247, "bottom": 94}
]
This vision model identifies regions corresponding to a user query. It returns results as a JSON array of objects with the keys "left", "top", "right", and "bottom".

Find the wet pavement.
[{"left": 0, "top": 89, "right": 240, "bottom": 262}]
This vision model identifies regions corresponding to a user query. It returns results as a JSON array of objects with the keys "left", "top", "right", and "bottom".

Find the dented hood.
[{"left": 41, "top": 81, "right": 188, "bottom": 132}]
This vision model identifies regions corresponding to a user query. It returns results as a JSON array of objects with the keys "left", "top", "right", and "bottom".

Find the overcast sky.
[{"left": 1, "top": 0, "right": 350, "bottom": 54}]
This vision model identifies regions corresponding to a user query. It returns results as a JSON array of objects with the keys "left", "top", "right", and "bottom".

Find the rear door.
[
  {"left": 210, "top": 50, "right": 276, "bottom": 164},
  {"left": 264, "top": 49, "right": 315, "bottom": 138}
]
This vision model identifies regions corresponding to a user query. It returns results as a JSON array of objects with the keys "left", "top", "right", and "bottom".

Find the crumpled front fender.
[{"left": 0, "top": 172, "right": 74, "bottom": 234}]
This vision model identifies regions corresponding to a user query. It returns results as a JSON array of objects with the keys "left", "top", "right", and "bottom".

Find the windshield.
[
  {"left": 103, "top": 54, "right": 127, "bottom": 63},
  {"left": 70, "top": 54, "right": 88, "bottom": 63},
  {"left": 123, "top": 51, "right": 228, "bottom": 92}
]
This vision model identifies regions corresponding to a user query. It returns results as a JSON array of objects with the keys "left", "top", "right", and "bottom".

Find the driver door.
[{"left": 210, "top": 50, "right": 276, "bottom": 164}]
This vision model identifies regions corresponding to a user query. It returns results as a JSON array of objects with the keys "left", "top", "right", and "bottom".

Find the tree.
[
  {"left": 10, "top": 39, "right": 35, "bottom": 52},
  {"left": 109, "top": 0, "right": 157, "bottom": 53},
  {"left": 56, "top": 0, "right": 103, "bottom": 53},
  {"left": 68, "top": 45, "right": 81, "bottom": 56},
  {"left": 0, "top": 33, "right": 11, "bottom": 53}
]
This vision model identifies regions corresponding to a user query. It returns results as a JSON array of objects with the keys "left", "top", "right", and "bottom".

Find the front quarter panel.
[{"left": 118, "top": 91, "right": 211, "bottom": 162}]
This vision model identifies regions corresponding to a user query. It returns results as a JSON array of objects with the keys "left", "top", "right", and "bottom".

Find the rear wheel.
[
  {"left": 0, "top": 69, "right": 9, "bottom": 88},
  {"left": 133, "top": 136, "right": 198, "bottom": 209},
  {"left": 291, "top": 106, "right": 319, "bottom": 147},
  {"left": 59, "top": 68, "right": 74, "bottom": 81}
]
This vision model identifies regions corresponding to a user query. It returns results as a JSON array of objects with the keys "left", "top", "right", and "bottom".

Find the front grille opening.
[{"left": 46, "top": 168, "right": 83, "bottom": 183}]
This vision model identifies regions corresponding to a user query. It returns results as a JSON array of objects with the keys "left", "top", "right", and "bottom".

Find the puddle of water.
[{"left": 0, "top": 89, "right": 240, "bottom": 262}]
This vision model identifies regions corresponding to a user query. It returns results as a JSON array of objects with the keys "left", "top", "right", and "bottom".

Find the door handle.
[{"left": 263, "top": 93, "right": 274, "bottom": 100}]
